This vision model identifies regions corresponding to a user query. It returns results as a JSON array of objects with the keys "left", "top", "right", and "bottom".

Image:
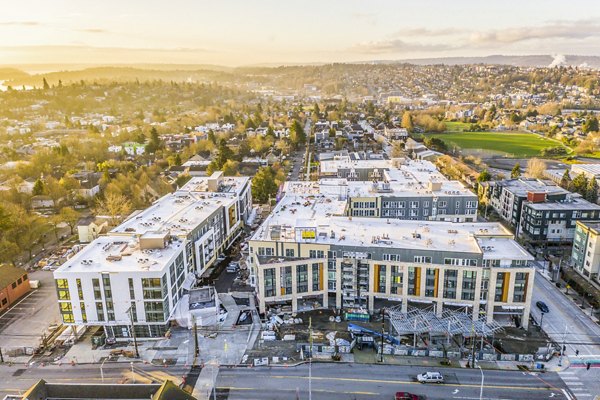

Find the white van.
[{"left": 416, "top": 371, "right": 444, "bottom": 384}]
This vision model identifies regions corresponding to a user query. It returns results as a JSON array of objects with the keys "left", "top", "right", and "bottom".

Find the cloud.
[
  {"left": 350, "top": 39, "right": 452, "bottom": 54},
  {"left": 78, "top": 28, "right": 109, "bottom": 34},
  {"left": 0, "top": 21, "right": 40, "bottom": 26},
  {"left": 394, "top": 27, "right": 466, "bottom": 37},
  {"left": 468, "top": 20, "right": 600, "bottom": 46}
]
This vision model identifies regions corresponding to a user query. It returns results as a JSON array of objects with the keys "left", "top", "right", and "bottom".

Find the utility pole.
[
  {"left": 194, "top": 316, "right": 199, "bottom": 360},
  {"left": 380, "top": 309, "right": 385, "bottom": 363},
  {"left": 309, "top": 317, "right": 312, "bottom": 400},
  {"left": 128, "top": 306, "right": 139, "bottom": 358},
  {"left": 0, "top": 347, "right": 4, "bottom": 363},
  {"left": 558, "top": 324, "right": 567, "bottom": 367}
]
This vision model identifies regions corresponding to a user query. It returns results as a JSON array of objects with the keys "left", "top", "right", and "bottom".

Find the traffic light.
[{"left": 587, "top": 362, "right": 591, "bottom": 370}]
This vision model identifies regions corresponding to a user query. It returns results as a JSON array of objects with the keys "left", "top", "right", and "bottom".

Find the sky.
[{"left": 1, "top": 0, "right": 600, "bottom": 67}]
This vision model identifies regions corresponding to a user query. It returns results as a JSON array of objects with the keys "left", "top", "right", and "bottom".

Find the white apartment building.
[
  {"left": 249, "top": 181, "right": 535, "bottom": 329},
  {"left": 53, "top": 172, "right": 251, "bottom": 339}
]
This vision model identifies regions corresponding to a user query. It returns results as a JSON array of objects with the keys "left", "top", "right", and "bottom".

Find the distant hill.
[
  {"left": 0, "top": 68, "right": 30, "bottom": 81},
  {"left": 3, "top": 66, "right": 233, "bottom": 87},
  {"left": 377, "top": 55, "right": 600, "bottom": 68}
]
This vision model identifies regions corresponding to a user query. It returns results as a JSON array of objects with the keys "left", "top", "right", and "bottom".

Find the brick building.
[{"left": 0, "top": 265, "right": 31, "bottom": 312}]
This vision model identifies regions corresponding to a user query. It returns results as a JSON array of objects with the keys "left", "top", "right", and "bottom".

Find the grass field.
[
  {"left": 444, "top": 121, "right": 472, "bottom": 132},
  {"left": 426, "top": 131, "right": 567, "bottom": 157}
]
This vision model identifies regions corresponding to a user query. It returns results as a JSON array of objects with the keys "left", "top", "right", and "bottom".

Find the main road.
[
  {"left": 216, "top": 363, "right": 571, "bottom": 400},
  {"left": 530, "top": 267, "right": 600, "bottom": 398},
  {"left": 0, "top": 362, "right": 573, "bottom": 400}
]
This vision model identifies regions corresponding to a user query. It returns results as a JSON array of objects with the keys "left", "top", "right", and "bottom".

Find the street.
[
  {"left": 0, "top": 362, "right": 572, "bottom": 400},
  {"left": 531, "top": 268, "right": 600, "bottom": 398},
  {"left": 216, "top": 363, "right": 571, "bottom": 400}
]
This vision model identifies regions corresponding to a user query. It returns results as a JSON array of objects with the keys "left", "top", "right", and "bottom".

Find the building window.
[
  {"left": 286, "top": 249, "right": 295, "bottom": 258},
  {"left": 264, "top": 268, "right": 276, "bottom": 297},
  {"left": 129, "top": 278, "right": 135, "bottom": 299},
  {"left": 414, "top": 256, "right": 432, "bottom": 264},
  {"left": 56, "top": 279, "right": 70, "bottom": 300},
  {"left": 390, "top": 266, "right": 403, "bottom": 295},
  {"left": 312, "top": 263, "right": 322, "bottom": 291},
  {"left": 281, "top": 266, "right": 292, "bottom": 295},
  {"left": 144, "top": 301, "right": 166, "bottom": 322},
  {"left": 443, "top": 269, "right": 457, "bottom": 299},
  {"left": 461, "top": 270, "right": 477, "bottom": 301},
  {"left": 96, "top": 302, "right": 105, "bottom": 321},
  {"left": 92, "top": 278, "right": 102, "bottom": 300},
  {"left": 59, "top": 302, "right": 74, "bottom": 323},
  {"left": 80, "top": 302, "right": 87, "bottom": 323},
  {"left": 513, "top": 272, "right": 528, "bottom": 303},
  {"left": 424, "top": 268, "right": 436, "bottom": 297},
  {"left": 76, "top": 279, "right": 83, "bottom": 301},
  {"left": 376, "top": 265, "right": 386, "bottom": 294},
  {"left": 297, "top": 264, "right": 308, "bottom": 293},
  {"left": 142, "top": 278, "right": 165, "bottom": 300},
  {"left": 327, "top": 261, "right": 336, "bottom": 291}
]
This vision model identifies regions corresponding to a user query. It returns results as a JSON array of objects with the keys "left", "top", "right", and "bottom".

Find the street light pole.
[
  {"left": 100, "top": 357, "right": 107, "bottom": 382},
  {"left": 477, "top": 365, "right": 484, "bottom": 400},
  {"left": 130, "top": 361, "right": 135, "bottom": 383}
]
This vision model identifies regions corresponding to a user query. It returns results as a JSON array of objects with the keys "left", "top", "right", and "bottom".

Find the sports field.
[{"left": 426, "top": 131, "right": 566, "bottom": 157}]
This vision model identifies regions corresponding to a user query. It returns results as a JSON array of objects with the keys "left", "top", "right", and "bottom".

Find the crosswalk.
[{"left": 558, "top": 371, "right": 594, "bottom": 399}]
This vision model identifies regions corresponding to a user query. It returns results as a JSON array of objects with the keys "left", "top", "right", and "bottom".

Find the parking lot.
[{"left": 0, "top": 270, "right": 61, "bottom": 350}]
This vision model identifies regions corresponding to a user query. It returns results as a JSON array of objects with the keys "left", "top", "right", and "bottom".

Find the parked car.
[
  {"left": 226, "top": 261, "right": 240, "bottom": 273},
  {"left": 536, "top": 301, "right": 549, "bottom": 313},
  {"left": 395, "top": 392, "right": 425, "bottom": 400},
  {"left": 216, "top": 254, "right": 226, "bottom": 262},
  {"left": 416, "top": 371, "right": 444, "bottom": 384}
]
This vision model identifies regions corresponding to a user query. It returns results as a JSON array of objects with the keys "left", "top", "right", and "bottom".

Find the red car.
[{"left": 395, "top": 392, "right": 425, "bottom": 400}]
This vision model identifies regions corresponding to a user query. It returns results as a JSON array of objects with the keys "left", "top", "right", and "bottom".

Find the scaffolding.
[{"left": 387, "top": 305, "right": 503, "bottom": 339}]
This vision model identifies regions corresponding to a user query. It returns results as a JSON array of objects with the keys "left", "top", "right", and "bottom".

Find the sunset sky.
[{"left": 1, "top": 0, "right": 600, "bottom": 66}]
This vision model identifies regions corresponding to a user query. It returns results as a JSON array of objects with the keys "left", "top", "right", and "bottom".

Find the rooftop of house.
[
  {"left": 54, "top": 234, "right": 184, "bottom": 275},
  {"left": 0, "top": 265, "right": 28, "bottom": 288},
  {"left": 251, "top": 185, "right": 528, "bottom": 259}
]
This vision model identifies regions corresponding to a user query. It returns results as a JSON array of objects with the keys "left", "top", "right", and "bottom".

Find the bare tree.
[
  {"left": 527, "top": 158, "right": 547, "bottom": 179},
  {"left": 95, "top": 193, "right": 132, "bottom": 226}
]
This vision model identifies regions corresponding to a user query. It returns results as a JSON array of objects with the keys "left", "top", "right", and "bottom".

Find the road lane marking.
[
  {"left": 216, "top": 387, "right": 379, "bottom": 396},
  {"left": 262, "top": 374, "right": 561, "bottom": 392}
]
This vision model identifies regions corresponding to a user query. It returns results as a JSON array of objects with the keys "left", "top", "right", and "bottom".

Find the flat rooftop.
[
  {"left": 180, "top": 175, "right": 250, "bottom": 196},
  {"left": 251, "top": 188, "right": 523, "bottom": 257},
  {"left": 571, "top": 163, "right": 600, "bottom": 177},
  {"left": 479, "top": 237, "right": 534, "bottom": 261},
  {"left": 54, "top": 234, "right": 184, "bottom": 274},
  {"left": 113, "top": 191, "right": 235, "bottom": 236},
  {"left": 492, "top": 178, "right": 569, "bottom": 197},
  {"left": 525, "top": 196, "right": 600, "bottom": 211}
]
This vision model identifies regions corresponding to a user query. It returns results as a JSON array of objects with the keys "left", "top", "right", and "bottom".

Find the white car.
[{"left": 416, "top": 371, "right": 444, "bottom": 384}]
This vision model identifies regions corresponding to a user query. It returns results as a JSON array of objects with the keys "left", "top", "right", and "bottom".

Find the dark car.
[
  {"left": 536, "top": 301, "right": 549, "bottom": 313},
  {"left": 395, "top": 392, "right": 425, "bottom": 400}
]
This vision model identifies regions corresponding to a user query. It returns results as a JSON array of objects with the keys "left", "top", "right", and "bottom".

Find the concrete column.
[
  {"left": 402, "top": 265, "right": 409, "bottom": 313},
  {"left": 436, "top": 268, "right": 445, "bottom": 317},
  {"left": 368, "top": 294, "right": 374, "bottom": 311},
  {"left": 522, "top": 270, "right": 535, "bottom": 330},
  {"left": 291, "top": 264, "right": 298, "bottom": 312},
  {"left": 487, "top": 269, "right": 498, "bottom": 324},
  {"left": 456, "top": 269, "right": 464, "bottom": 302},
  {"left": 336, "top": 260, "right": 342, "bottom": 310},
  {"left": 506, "top": 272, "right": 516, "bottom": 304},
  {"left": 385, "top": 263, "right": 392, "bottom": 296},
  {"left": 472, "top": 268, "right": 483, "bottom": 321},
  {"left": 307, "top": 263, "right": 314, "bottom": 294}
]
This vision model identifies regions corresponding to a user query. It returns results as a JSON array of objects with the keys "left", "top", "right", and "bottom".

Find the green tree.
[
  {"left": 560, "top": 170, "right": 572, "bottom": 190},
  {"left": 32, "top": 178, "right": 45, "bottom": 196},
  {"left": 511, "top": 163, "right": 521, "bottom": 179},
  {"left": 208, "top": 130, "right": 217, "bottom": 144},
  {"left": 289, "top": 120, "right": 306, "bottom": 148},
  {"left": 477, "top": 169, "right": 492, "bottom": 182},
  {"left": 145, "top": 127, "right": 163, "bottom": 154},
  {"left": 583, "top": 117, "right": 599, "bottom": 133},
  {"left": 207, "top": 139, "right": 234, "bottom": 174},
  {"left": 42, "top": 77, "right": 50, "bottom": 90},
  {"left": 572, "top": 173, "right": 588, "bottom": 196},
  {"left": 252, "top": 166, "right": 279, "bottom": 203},
  {"left": 59, "top": 207, "right": 81, "bottom": 235},
  {"left": 313, "top": 103, "right": 321, "bottom": 117},
  {"left": 586, "top": 176, "right": 599, "bottom": 203}
]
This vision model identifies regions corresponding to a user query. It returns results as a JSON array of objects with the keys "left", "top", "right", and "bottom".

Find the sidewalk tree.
[
  {"left": 252, "top": 166, "right": 278, "bottom": 204},
  {"left": 477, "top": 169, "right": 491, "bottom": 182},
  {"left": 59, "top": 207, "right": 81, "bottom": 235},
  {"left": 289, "top": 120, "right": 306, "bottom": 148},
  {"left": 401, "top": 111, "right": 414, "bottom": 132},
  {"left": 527, "top": 158, "right": 546, "bottom": 179},
  {"left": 95, "top": 192, "right": 132, "bottom": 226}
]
